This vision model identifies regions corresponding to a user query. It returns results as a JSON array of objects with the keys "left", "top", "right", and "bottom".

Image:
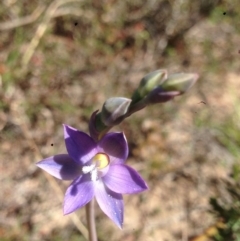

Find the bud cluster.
[{"left": 89, "top": 69, "right": 198, "bottom": 138}]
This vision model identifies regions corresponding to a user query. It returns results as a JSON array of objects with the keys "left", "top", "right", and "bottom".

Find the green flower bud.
[
  {"left": 101, "top": 97, "right": 132, "bottom": 126},
  {"left": 161, "top": 73, "right": 198, "bottom": 94},
  {"left": 131, "top": 69, "right": 167, "bottom": 105}
]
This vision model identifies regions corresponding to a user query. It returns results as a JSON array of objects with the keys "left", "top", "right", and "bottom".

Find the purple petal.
[
  {"left": 98, "top": 132, "right": 128, "bottom": 164},
  {"left": 103, "top": 164, "right": 148, "bottom": 194},
  {"left": 94, "top": 180, "right": 123, "bottom": 229},
  {"left": 63, "top": 124, "right": 97, "bottom": 165},
  {"left": 64, "top": 174, "right": 94, "bottom": 215},
  {"left": 36, "top": 154, "right": 81, "bottom": 180}
]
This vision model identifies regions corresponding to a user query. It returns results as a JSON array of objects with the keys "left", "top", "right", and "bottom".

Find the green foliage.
[
  {"left": 210, "top": 179, "right": 240, "bottom": 241},
  {"left": 215, "top": 116, "right": 240, "bottom": 159}
]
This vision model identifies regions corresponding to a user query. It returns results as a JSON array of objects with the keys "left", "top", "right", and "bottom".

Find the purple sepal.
[
  {"left": 63, "top": 124, "right": 97, "bottom": 165},
  {"left": 64, "top": 174, "right": 94, "bottom": 215},
  {"left": 95, "top": 180, "right": 123, "bottom": 229},
  {"left": 36, "top": 154, "right": 81, "bottom": 180},
  {"left": 103, "top": 164, "right": 148, "bottom": 194}
]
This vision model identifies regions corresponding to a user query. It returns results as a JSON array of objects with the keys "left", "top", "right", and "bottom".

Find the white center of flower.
[
  {"left": 82, "top": 153, "right": 110, "bottom": 181},
  {"left": 82, "top": 164, "right": 98, "bottom": 180}
]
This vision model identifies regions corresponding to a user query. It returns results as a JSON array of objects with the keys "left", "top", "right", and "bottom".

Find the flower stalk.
[{"left": 86, "top": 200, "right": 97, "bottom": 241}]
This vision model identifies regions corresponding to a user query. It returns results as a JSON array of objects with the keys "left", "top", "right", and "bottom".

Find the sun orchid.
[{"left": 37, "top": 124, "right": 148, "bottom": 228}]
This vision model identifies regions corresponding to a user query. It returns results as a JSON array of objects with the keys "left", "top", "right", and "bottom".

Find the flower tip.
[
  {"left": 62, "top": 123, "right": 69, "bottom": 129},
  {"left": 62, "top": 123, "right": 75, "bottom": 130},
  {"left": 63, "top": 209, "right": 69, "bottom": 216},
  {"left": 141, "top": 179, "right": 149, "bottom": 190},
  {"left": 35, "top": 161, "right": 41, "bottom": 168},
  {"left": 118, "top": 223, "right": 123, "bottom": 229},
  {"left": 139, "top": 179, "right": 149, "bottom": 192},
  {"left": 63, "top": 204, "right": 72, "bottom": 216},
  {"left": 62, "top": 123, "right": 68, "bottom": 131},
  {"left": 114, "top": 219, "right": 123, "bottom": 229},
  {"left": 36, "top": 160, "right": 46, "bottom": 169}
]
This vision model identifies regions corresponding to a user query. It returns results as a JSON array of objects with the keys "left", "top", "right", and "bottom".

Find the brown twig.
[{"left": 0, "top": 5, "right": 45, "bottom": 31}]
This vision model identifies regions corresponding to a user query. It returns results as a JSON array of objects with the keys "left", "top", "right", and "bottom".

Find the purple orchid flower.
[{"left": 37, "top": 124, "right": 148, "bottom": 228}]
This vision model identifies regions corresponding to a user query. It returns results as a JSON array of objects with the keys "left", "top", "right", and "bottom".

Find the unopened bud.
[
  {"left": 131, "top": 69, "right": 167, "bottom": 105},
  {"left": 101, "top": 97, "right": 132, "bottom": 126},
  {"left": 161, "top": 73, "right": 198, "bottom": 94}
]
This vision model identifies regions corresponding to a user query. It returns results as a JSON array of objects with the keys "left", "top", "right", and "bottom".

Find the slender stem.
[{"left": 86, "top": 199, "right": 98, "bottom": 241}]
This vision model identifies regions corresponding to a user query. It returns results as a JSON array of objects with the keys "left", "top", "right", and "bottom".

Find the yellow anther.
[{"left": 92, "top": 153, "right": 110, "bottom": 169}]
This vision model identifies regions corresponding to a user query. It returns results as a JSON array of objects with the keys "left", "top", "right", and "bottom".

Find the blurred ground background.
[{"left": 1, "top": 0, "right": 240, "bottom": 240}]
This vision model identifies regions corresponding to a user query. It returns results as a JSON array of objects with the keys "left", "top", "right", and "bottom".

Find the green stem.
[{"left": 86, "top": 200, "right": 97, "bottom": 241}]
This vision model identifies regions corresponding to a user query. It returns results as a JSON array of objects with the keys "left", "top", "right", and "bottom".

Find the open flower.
[{"left": 37, "top": 124, "right": 148, "bottom": 228}]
